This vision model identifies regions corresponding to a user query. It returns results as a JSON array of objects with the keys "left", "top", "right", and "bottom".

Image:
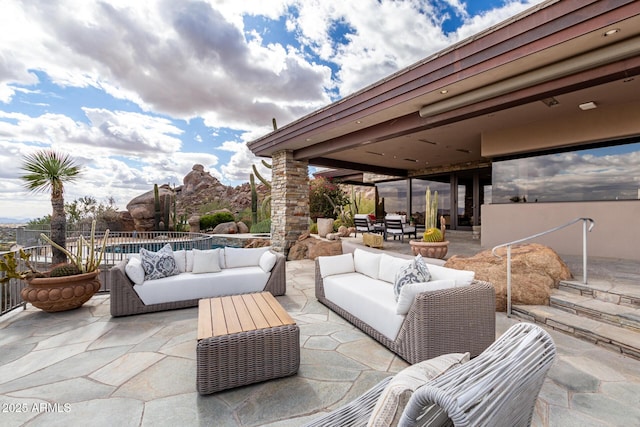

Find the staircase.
[{"left": 512, "top": 278, "right": 640, "bottom": 360}]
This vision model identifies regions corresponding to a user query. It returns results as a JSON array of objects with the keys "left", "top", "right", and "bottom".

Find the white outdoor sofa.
[
  {"left": 315, "top": 243, "right": 496, "bottom": 364},
  {"left": 110, "top": 245, "right": 285, "bottom": 317}
]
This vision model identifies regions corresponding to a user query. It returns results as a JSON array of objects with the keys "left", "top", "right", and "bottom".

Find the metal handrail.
[{"left": 492, "top": 217, "right": 595, "bottom": 317}]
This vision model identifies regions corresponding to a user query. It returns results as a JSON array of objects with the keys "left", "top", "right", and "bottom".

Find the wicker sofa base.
[{"left": 197, "top": 324, "right": 300, "bottom": 394}]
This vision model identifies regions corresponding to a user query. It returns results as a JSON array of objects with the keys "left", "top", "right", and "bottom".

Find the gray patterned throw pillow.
[
  {"left": 394, "top": 255, "right": 431, "bottom": 301},
  {"left": 140, "top": 244, "right": 179, "bottom": 281}
]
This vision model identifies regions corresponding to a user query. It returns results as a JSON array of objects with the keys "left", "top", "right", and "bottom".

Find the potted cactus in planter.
[
  {"left": 409, "top": 187, "right": 449, "bottom": 259},
  {"left": 1, "top": 220, "right": 109, "bottom": 312}
]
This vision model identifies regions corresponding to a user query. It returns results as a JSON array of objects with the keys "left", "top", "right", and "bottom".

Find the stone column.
[{"left": 271, "top": 150, "right": 309, "bottom": 254}]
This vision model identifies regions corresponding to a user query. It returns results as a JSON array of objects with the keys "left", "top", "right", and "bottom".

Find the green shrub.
[
  {"left": 309, "top": 177, "right": 350, "bottom": 221},
  {"left": 309, "top": 222, "right": 318, "bottom": 234},
  {"left": 250, "top": 219, "right": 271, "bottom": 233},
  {"left": 200, "top": 212, "right": 236, "bottom": 230}
]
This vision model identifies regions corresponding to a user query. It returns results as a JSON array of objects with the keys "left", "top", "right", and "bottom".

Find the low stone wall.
[{"left": 209, "top": 234, "right": 271, "bottom": 248}]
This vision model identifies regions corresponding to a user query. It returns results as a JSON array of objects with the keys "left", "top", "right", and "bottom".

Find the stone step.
[
  {"left": 550, "top": 289, "right": 640, "bottom": 332},
  {"left": 511, "top": 303, "right": 640, "bottom": 360},
  {"left": 559, "top": 279, "right": 640, "bottom": 308}
]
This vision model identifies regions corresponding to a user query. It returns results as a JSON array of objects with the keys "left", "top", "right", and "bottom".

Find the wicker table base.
[{"left": 196, "top": 292, "right": 300, "bottom": 395}]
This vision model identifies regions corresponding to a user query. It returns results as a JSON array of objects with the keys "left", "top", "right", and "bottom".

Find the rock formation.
[
  {"left": 444, "top": 243, "right": 573, "bottom": 312},
  {"left": 125, "top": 185, "right": 174, "bottom": 232},
  {"left": 122, "top": 164, "right": 269, "bottom": 232},
  {"left": 287, "top": 232, "right": 343, "bottom": 261}
]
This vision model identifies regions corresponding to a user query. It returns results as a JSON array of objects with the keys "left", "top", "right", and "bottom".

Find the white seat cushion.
[
  {"left": 323, "top": 273, "right": 405, "bottom": 341},
  {"left": 133, "top": 266, "right": 269, "bottom": 305}
]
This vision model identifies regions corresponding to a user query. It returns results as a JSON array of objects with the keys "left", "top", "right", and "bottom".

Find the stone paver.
[{"left": 1, "top": 255, "right": 639, "bottom": 426}]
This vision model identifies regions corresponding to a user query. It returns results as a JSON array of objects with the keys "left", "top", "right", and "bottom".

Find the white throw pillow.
[
  {"left": 192, "top": 248, "right": 222, "bottom": 274},
  {"left": 353, "top": 248, "right": 381, "bottom": 280},
  {"left": 125, "top": 256, "right": 145, "bottom": 285},
  {"left": 428, "top": 264, "right": 475, "bottom": 286},
  {"left": 395, "top": 279, "right": 456, "bottom": 315},
  {"left": 173, "top": 250, "right": 187, "bottom": 273},
  {"left": 259, "top": 251, "right": 277, "bottom": 273},
  {"left": 367, "top": 352, "right": 470, "bottom": 427},
  {"left": 140, "top": 244, "right": 180, "bottom": 281},
  {"left": 378, "top": 253, "right": 411, "bottom": 283},
  {"left": 225, "top": 246, "right": 271, "bottom": 268},
  {"left": 317, "top": 253, "right": 355, "bottom": 278}
]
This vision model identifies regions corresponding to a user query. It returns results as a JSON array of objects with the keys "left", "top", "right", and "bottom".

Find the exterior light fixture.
[
  {"left": 440, "top": 89, "right": 448, "bottom": 94},
  {"left": 579, "top": 101, "right": 597, "bottom": 110},
  {"left": 603, "top": 28, "right": 620, "bottom": 37}
]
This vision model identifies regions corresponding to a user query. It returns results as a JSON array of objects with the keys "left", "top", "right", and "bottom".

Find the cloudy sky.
[{"left": 0, "top": 0, "right": 544, "bottom": 221}]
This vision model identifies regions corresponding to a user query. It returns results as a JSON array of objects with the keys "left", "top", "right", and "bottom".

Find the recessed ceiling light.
[
  {"left": 418, "top": 139, "right": 437, "bottom": 145},
  {"left": 623, "top": 77, "right": 635, "bottom": 83},
  {"left": 541, "top": 97, "right": 559, "bottom": 107},
  {"left": 440, "top": 89, "right": 448, "bottom": 94},
  {"left": 603, "top": 28, "right": 620, "bottom": 37},
  {"left": 579, "top": 101, "right": 597, "bottom": 110},
  {"left": 355, "top": 120, "right": 362, "bottom": 124}
]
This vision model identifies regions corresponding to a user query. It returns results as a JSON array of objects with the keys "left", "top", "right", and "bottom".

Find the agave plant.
[
  {"left": 40, "top": 220, "right": 109, "bottom": 274},
  {"left": 0, "top": 249, "right": 42, "bottom": 284},
  {"left": 1, "top": 220, "right": 110, "bottom": 282}
]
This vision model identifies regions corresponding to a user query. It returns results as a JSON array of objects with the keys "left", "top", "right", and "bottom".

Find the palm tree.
[{"left": 20, "top": 150, "right": 82, "bottom": 265}]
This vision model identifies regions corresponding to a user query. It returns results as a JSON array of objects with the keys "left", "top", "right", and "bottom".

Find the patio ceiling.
[{"left": 247, "top": 0, "right": 640, "bottom": 178}]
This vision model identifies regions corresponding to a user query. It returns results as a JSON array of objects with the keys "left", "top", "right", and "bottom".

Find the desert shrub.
[
  {"left": 309, "top": 177, "right": 350, "bottom": 221},
  {"left": 200, "top": 212, "right": 236, "bottom": 230},
  {"left": 250, "top": 219, "right": 271, "bottom": 233},
  {"left": 309, "top": 222, "right": 318, "bottom": 234}
]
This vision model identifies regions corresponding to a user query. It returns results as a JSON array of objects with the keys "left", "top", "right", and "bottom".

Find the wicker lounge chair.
[{"left": 303, "top": 322, "right": 556, "bottom": 427}]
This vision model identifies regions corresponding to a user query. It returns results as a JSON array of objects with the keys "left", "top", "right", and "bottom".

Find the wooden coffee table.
[{"left": 196, "top": 292, "right": 300, "bottom": 394}]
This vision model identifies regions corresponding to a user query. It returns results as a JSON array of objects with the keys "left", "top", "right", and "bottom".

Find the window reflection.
[
  {"left": 492, "top": 141, "right": 640, "bottom": 203},
  {"left": 376, "top": 180, "right": 408, "bottom": 215}
]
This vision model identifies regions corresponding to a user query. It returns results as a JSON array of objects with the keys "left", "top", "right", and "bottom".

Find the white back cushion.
[
  {"left": 378, "top": 253, "right": 411, "bottom": 283},
  {"left": 318, "top": 253, "right": 355, "bottom": 278},
  {"left": 353, "top": 248, "right": 381, "bottom": 280},
  {"left": 259, "top": 251, "right": 277, "bottom": 273},
  {"left": 428, "top": 264, "right": 475, "bottom": 286},
  {"left": 225, "top": 246, "right": 271, "bottom": 268},
  {"left": 395, "top": 279, "right": 456, "bottom": 315},
  {"left": 125, "top": 257, "right": 145, "bottom": 285}
]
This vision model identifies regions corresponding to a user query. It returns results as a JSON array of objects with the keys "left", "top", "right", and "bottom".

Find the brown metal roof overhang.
[{"left": 247, "top": 0, "right": 640, "bottom": 175}]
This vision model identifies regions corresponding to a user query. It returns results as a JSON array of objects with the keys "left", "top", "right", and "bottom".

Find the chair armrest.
[{"left": 302, "top": 376, "right": 393, "bottom": 427}]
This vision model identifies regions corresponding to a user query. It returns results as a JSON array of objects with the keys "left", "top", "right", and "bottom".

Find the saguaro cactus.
[{"left": 153, "top": 184, "right": 161, "bottom": 231}]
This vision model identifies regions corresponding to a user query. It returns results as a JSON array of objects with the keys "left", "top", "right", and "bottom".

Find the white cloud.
[{"left": 0, "top": 0, "right": 546, "bottom": 220}]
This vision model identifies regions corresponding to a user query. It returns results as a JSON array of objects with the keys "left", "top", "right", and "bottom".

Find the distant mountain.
[{"left": 0, "top": 217, "right": 30, "bottom": 225}]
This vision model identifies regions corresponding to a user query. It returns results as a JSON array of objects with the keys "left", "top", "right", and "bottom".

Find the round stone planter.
[
  {"left": 409, "top": 240, "right": 450, "bottom": 259},
  {"left": 21, "top": 270, "right": 101, "bottom": 313},
  {"left": 316, "top": 218, "right": 335, "bottom": 238}
]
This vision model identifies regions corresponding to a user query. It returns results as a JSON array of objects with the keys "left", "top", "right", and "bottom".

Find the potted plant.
[
  {"left": 409, "top": 187, "right": 450, "bottom": 259},
  {"left": 1, "top": 220, "right": 109, "bottom": 312}
]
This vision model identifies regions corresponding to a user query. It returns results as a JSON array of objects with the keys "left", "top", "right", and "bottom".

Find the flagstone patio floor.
[{"left": 1, "top": 238, "right": 640, "bottom": 426}]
